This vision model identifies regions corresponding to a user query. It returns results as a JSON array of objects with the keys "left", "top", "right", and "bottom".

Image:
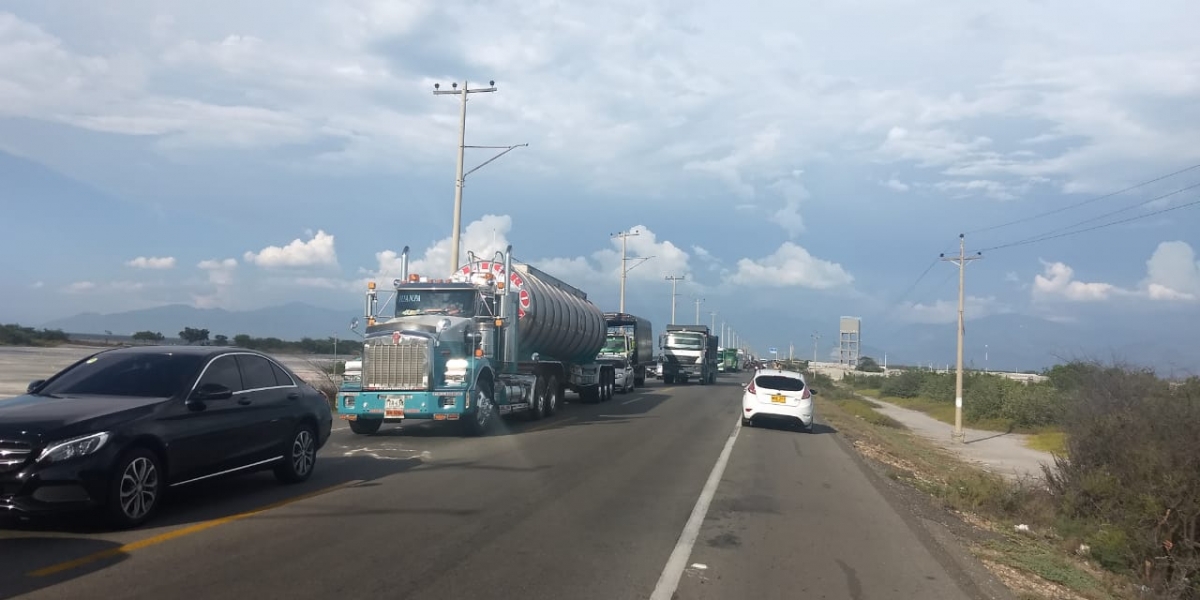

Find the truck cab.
[{"left": 659, "top": 325, "right": 717, "bottom": 385}]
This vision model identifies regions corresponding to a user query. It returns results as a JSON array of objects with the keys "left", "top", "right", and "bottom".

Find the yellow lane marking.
[{"left": 27, "top": 479, "right": 363, "bottom": 578}]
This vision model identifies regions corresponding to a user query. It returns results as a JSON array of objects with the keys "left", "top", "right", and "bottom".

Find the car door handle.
[
  {"left": 287, "top": 392, "right": 300, "bottom": 400},
  {"left": 237, "top": 397, "right": 252, "bottom": 406}
]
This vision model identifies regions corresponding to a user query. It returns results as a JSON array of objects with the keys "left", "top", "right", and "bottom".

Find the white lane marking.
[
  {"left": 621, "top": 396, "right": 645, "bottom": 405},
  {"left": 342, "top": 447, "right": 418, "bottom": 461},
  {"left": 649, "top": 416, "right": 742, "bottom": 600}
]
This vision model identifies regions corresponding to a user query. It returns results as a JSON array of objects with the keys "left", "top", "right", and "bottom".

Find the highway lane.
[{"left": 1, "top": 376, "right": 994, "bottom": 600}]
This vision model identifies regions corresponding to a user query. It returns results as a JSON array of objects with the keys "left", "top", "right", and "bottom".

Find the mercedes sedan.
[{"left": 0, "top": 346, "right": 333, "bottom": 528}]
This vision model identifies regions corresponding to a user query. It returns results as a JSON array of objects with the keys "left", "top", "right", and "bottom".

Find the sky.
[{"left": 1, "top": 0, "right": 1199, "bottom": 364}]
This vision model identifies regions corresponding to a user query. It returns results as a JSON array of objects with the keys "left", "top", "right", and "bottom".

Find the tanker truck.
[{"left": 337, "top": 246, "right": 618, "bottom": 436}]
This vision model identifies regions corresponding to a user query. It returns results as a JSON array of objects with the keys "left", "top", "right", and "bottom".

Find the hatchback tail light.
[
  {"left": 746, "top": 379, "right": 757, "bottom": 394},
  {"left": 801, "top": 387, "right": 811, "bottom": 400}
]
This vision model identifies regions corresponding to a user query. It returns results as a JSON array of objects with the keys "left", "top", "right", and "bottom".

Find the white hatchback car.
[{"left": 742, "top": 369, "right": 816, "bottom": 431}]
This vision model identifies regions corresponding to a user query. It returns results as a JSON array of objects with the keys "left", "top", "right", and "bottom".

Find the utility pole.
[
  {"left": 721, "top": 322, "right": 727, "bottom": 345},
  {"left": 811, "top": 331, "right": 820, "bottom": 364},
  {"left": 612, "top": 229, "right": 653, "bottom": 314},
  {"left": 665, "top": 275, "right": 685, "bottom": 323},
  {"left": 433, "top": 80, "right": 527, "bottom": 272},
  {"left": 693, "top": 297, "right": 704, "bottom": 325},
  {"left": 709, "top": 311, "right": 717, "bottom": 331},
  {"left": 941, "top": 233, "right": 983, "bottom": 444}
]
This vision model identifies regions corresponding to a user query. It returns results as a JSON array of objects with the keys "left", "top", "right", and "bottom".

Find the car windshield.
[
  {"left": 665, "top": 333, "right": 704, "bottom": 350},
  {"left": 38, "top": 352, "right": 205, "bottom": 398},
  {"left": 395, "top": 289, "right": 477, "bottom": 317},
  {"left": 754, "top": 375, "right": 805, "bottom": 392}
]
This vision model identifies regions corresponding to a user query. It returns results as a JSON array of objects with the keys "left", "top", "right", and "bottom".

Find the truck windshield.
[
  {"left": 395, "top": 290, "right": 477, "bottom": 317},
  {"left": 602, "top": 336, "right": 629, "bottom": 354},
  {"left": 665, "top": 333, "right": 704, "bottom": 350}
]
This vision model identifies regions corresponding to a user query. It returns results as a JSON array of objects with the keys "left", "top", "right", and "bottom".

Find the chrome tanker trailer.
[{"left": 338, "top": 246, "right": 618, "bottom": 436}]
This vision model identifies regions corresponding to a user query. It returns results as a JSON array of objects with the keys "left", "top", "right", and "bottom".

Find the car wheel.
[
  {"left": 742, "top": 417, "right": 753, "bottom": 427},
  {"left": 105, "top": 447, "right": 163, "bottom": 529},
  {"left": 275, "top": 424, "right": 317, "bottom": 484}
]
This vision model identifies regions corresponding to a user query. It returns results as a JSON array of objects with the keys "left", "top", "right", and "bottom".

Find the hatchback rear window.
[{"left": 754, "top": 375, "right": 805, "bottom": 392}]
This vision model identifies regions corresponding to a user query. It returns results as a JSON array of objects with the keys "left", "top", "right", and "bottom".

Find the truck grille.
[
  {"left": 364, "top": 337, "right": 431, "bottom": 391},
  {"left": 0, "top": 440, "right": 33, "bottom": 474}
]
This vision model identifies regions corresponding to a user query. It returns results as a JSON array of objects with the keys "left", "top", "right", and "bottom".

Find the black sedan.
[{"left": 0, "top": 346, "right": 333, "bottom": 528}]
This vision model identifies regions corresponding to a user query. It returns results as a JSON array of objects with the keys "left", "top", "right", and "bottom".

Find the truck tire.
[
  {"left": 462, "top": 379, "right": 495, "bottom": 437},
  {"left": 699, "top": 371, "right": 709, "bottom": 385},
  {"left": 664, "top": 374, "right": 675, "bottom": 384},
  {"left": 349, "top": 418, "right": 383, "bottom": 435},
  {"left": 543, "top": 375, "right": 561, "bottom": 417},
  {"left": 526, "top": 377, "right": 546, "bottom": 421}
]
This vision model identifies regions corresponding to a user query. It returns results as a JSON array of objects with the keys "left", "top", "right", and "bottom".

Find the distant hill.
[{"left": 42, "top": 302, "right": 357, "bottom": 341}]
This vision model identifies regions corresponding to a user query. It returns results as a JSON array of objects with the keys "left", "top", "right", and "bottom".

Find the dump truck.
[
  {"left": 659, "top": 324, "right": 719, "bottom": 385},
  {"left": 600, "top": 312, "right": 654, "bottom": 392},
  {"left": 338, "top": 246, "right": 618, "bottom": 436},
  {"left": 718, "top": 347, "right": 741, "bottom": 373}
]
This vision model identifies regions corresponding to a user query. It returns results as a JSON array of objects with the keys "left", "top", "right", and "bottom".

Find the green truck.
[{"left": 718, "top": 347, "right": 741, "bottom": 373}]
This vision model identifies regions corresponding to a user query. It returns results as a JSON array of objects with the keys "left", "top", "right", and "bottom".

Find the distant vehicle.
[
  {"left": 718, "top": 347, "right": 741, "bottom": 373},
  {"left": 0, "top": 346, "right": 333, "bottom": 528},
  {"left": 601, "top": 312, "right": 654, "bottom": 393},
  {"left": 659, "top": 324, "right": 719, "bottom": 385},
  {"left": 742, "top": 368, "right": 816, "bottom": 432}
]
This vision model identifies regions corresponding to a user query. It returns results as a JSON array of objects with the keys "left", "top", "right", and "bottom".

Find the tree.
[
  {"left": 857, "top": 356, "right": 883, "bottom": 372},
  {"left": 131, "top": 330, "right": 165, "bottom": 343},
  {"left": 179, "top": 327, "right": 210, "bottom": 344},
  {"left": 213, "top": 334, "right": 229, "bottom": 346},
  {"left": 233, "top": 334, "right": 252, "bottom": 347}
]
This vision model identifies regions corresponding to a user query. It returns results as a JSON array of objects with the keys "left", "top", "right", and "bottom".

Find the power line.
[
  {"left": 966, "top": 162, "right": 1200, "bottom": 235},
  {"left": 980, "top": 195, "right": 1200, "bottom": 253}
]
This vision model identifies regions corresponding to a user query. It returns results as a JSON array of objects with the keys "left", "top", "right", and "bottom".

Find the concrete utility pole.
[
  {"left": 612, "top": 229, "right": 653, "bottom": 313},
  {"left": 433, "top": 80, "right": 527, "bottom": 272},
  {"left": 665, "top": 275, "right": 685, "bottom": 323},
  {"left": 811, "top": 331, "right": 820, "bottom": 364},
  {"left": 709, "top": 311, "right": 717, "bottom": 331},
  {"left": 941, "top": 233, "right": 983, "bottom": 444},
  {"left": 693, "top": 297, "right": 704, "bottom": 325}
]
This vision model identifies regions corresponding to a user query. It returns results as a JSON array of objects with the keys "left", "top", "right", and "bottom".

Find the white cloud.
[
  {"left": 195, "top": 258, "right": 238, "bottom": 308},
  {"left": 1142, "top": 240, "right": 1200, "bottom": 301},
  {"left": 1033, "top": 242, "right": 1200, "bottom": 304},
  {"left": 1032, "top": 261, "right": 1122, "bottom": 302},
  {"left": 883, "top": 178, "right": 910, "bottom": 192},
  {"left": 244, "top": 230, "right": 338, "bottom": 268},
  {"left": 897, "top": 295, "right": 1007, "bottom": 325},
  {"left": 364, "top": 215, "right": 695, "bottom": 295},
  {"left": 724, "top": 242, "right": 853, "bottom": 289},
  {"left": 66, "top": 281, "right": 96, "bottom": 293},
  {"left": 126, "top": 256, "right": 176, "bottom": 269}
]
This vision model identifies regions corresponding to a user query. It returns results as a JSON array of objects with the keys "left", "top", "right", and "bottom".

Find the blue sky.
[{"left": 2, "top": 0, "right": 1199, "bottom": 361}]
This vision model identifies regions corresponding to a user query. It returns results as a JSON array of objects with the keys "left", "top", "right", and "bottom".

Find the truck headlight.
[
  {"left": 445, "top": 358, "right": 469, "bottom": 385},
  {"left": 38, "top": 431, "right": 111, "bottom": 463}
]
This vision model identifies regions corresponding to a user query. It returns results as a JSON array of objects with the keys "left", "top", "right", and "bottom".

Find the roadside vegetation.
[
  {"left": 815, "top": 363, "right": 1200, "bottom": 600},
  {"left": 0, "top": 323, "right": 69, "bottom": 346}
]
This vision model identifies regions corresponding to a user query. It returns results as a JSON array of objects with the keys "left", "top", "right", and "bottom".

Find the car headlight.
[{"left": 38, "top": 431, "right": 112, "bottom": 463}]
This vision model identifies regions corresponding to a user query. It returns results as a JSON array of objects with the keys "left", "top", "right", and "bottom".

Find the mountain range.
[{"left": 37, "top": 303, "right": 1200, "bottom": 374}]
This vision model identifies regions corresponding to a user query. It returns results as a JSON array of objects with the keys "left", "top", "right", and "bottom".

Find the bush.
[
  {"left": 881, "top": 370, "right": 924, "bottom": 398},
  {"left": 1045, "top": 364, "right": 1200, "bottom": 597},
  {"left": 0, "top": 324, "right": 69, "bottom": 346}
]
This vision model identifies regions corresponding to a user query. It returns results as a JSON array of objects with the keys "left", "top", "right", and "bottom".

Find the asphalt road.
[{"left": 1, "top": 375, "right": 994, "bottom": 600}]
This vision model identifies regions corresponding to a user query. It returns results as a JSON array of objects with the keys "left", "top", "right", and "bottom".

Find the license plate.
[
  {"left": 385, "top": 396, "right": 405, "bottom": 418},
  {"left": 771, "top": 394, "right": 787, "bottom": 404}
]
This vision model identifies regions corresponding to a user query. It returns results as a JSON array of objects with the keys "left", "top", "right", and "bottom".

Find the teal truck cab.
[{"left": 338, "top": 246, "right": 617, "bottom": 436}]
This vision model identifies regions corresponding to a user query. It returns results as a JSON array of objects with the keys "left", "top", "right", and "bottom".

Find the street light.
[{"left": 433, "top": 80, "right": 527, "bottom": 273}]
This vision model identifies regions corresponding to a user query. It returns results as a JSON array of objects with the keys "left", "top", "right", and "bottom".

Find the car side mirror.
[
  {"left": 809, "top": 388, "right": 819, "bottom": 395},
  {"left": 27, "top": 379, "right": 46, "bottom": 394},
  {"left": 191, "top": 382, "right": 233, "bottom": 402}
]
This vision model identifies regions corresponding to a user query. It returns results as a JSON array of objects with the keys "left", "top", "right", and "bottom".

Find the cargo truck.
[
  {"left": 600, "top": 313, "right": 654, "bottom": 393},
  {"left": 659, "top": 324, "right": 719, "bottom": 385},
  {"left": 338, "top": 246, "right": 618, "bottom": 436},
  {"left": 718, "top": 347, "right": 741, "bottom": 373}
]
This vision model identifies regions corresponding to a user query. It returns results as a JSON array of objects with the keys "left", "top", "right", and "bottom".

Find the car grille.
[
  {"left": 363, "top": 337, "right": 430, "bottom": 390},
  {"left": 0, "top": 440, "right": 33, "bottom": 474}
]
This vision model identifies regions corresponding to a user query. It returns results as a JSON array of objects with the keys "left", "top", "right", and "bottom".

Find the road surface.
[{"left": 1, "top": 376, "right": 1001, "bottom": 600}]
